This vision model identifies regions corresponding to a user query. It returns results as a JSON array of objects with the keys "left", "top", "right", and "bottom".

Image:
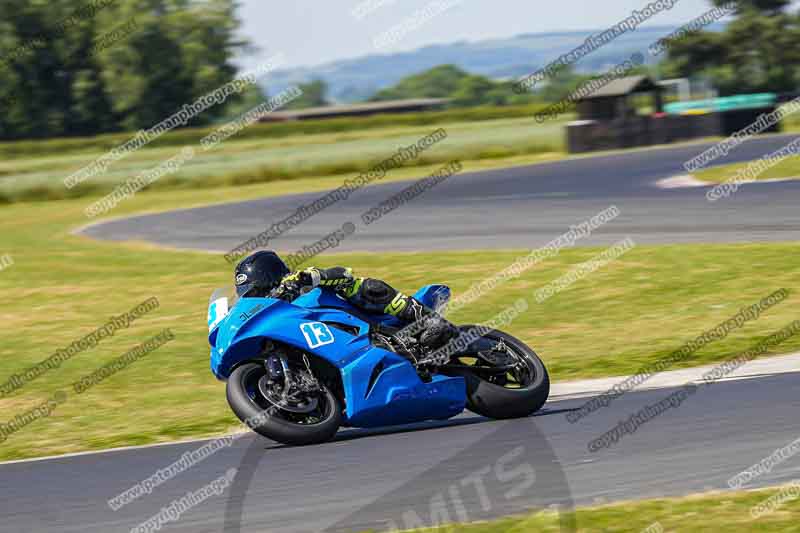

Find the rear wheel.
[
  {"left": 441, "top": 327, "right": 549, "bottom": 419},
  {"left": 226, "top": 360, "right": 341, "bottom": 445}
]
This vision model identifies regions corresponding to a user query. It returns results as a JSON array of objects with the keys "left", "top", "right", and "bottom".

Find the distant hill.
[{"left": 261, "top": 23, "right": 725, "bottom": 102}]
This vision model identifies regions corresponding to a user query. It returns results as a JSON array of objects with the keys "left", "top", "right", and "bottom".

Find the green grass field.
[
  {"left": 397, "top": 487, "right": 800, "bottom": 532},
  {"left": 0, "top": 109, "right": 569, "bottom": 204},
  {"left": 0, "top": 103, "right": 556, "bottom": 160},
  {"left": 0, "top": 178, "right": 798, "bottom": 460},
  {"left": 695, "top": 148, "right": 800, "bottom": 183}
]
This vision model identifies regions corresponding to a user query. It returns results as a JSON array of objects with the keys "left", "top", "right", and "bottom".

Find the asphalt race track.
[
  {"left": 81, "top": 133, "right": 800, "bottom": 253},
  {"left": 11, "top": 135, "right": 796, "bottom": 532},
  {"left": 2, "top": 374, "right": 799, "bottom": 532}
]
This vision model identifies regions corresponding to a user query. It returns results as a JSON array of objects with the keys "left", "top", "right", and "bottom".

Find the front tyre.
[
  {"left": 226, "top": 362, "right": 341, "bottom": 446},
  {"left": 443, "top": 327, "right": 549, "bottom": 419}
]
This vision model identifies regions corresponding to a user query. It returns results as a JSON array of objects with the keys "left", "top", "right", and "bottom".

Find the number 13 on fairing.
[{"left": 300, "top": 322, "right": 335, "bottom": 349}]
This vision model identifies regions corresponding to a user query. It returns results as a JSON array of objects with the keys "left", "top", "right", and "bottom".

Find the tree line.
[
  {"left": 0, "top": 0, "right": 245, "bottom": 140},
  {"left": 0, "top": 0, "right": 798, "bottom": 141}
]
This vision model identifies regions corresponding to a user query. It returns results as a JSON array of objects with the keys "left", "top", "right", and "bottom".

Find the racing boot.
[{"left": 399, "top": 298, "right": 459, "bottom": 351}]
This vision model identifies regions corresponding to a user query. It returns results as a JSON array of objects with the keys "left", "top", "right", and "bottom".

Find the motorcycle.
[{"left": 207, "top": 283, "right": 550, "bottom": 445}]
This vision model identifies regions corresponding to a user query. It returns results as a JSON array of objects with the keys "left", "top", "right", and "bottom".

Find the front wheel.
[
  {"left": 441, "top": 327, "right": 550, "bottom": 419},
  {"left": 226, "top": 361, "right": 341, "bottom": 445}
]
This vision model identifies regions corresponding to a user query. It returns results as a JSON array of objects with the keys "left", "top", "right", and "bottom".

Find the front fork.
[{"left": 264, "top": 352, "right": 319, "bottom": 393}]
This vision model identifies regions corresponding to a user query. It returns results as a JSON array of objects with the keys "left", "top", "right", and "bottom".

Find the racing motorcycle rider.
[{"left": 234, "top": 251, "right": 458, "bottom": 353}]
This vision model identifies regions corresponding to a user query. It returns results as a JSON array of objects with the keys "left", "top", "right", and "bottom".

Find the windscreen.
[{"left": 208, "top": 286, "right": 237, "bottom": 331}]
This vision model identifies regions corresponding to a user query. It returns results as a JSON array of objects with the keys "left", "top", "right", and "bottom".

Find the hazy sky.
[{"left": 235, "top": 0, "right": 729, "bottom": 70}]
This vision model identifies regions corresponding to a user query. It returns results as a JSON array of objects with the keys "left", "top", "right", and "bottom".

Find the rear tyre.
[
  {"left": 226, "top": 362, "right": 341, "bottom": 446},
  {"left": 444, "top": 327, "right": 549, "bottom": 419}
]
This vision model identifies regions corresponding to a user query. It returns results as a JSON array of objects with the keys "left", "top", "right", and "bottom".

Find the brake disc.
[
  {"left": 477, "top": 347, "right": 515, "bottom": 367},
  {"left": 258, "top": 375, "right": 319, "bottom": 414}
]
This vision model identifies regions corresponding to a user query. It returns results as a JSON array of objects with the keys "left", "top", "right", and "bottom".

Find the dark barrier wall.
[
  {"left": 567, "top": 106, "right": 781, "bottom": 154},
  {"left": 720, "top": 106, "right": 780, "bottom": 136},
  {"left": 567, "top": 113, "right": 727, "bottom": 154}
]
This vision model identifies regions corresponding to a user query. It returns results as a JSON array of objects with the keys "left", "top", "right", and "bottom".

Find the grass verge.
[
  {"left": 0, "top": 103, "right": 555, "bottom": 160},
  {"left": 394, "top": 487, "right": 800, "bottom": 532},
  {"left": 0, "top": 111, "right": 568, "bottom": 204},
  {"left": 693, "top": 143, "right": 800, "bottom": 184},
  {"left": 0, "top": 186, "right": 798, "bottom": 460}
]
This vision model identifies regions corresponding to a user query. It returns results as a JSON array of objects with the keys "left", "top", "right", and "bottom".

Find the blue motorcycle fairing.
[
  {"left": 340, "top": 348, "right": 465, "bottom": 427},
  {"left": 413, "top": 284, "right": 451, "bottom": 312},
  {"left": 208, "top": 287, "right": 465, "bottom": 428},
  {"left": 291, "top": 283, "right": 451, "bottom": 322},
  {"left": 291, "top": 287, "right": 406, "bottom": 328},
  {"left": 210, "top": 294, "right": 372, "bottom": 380}
]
